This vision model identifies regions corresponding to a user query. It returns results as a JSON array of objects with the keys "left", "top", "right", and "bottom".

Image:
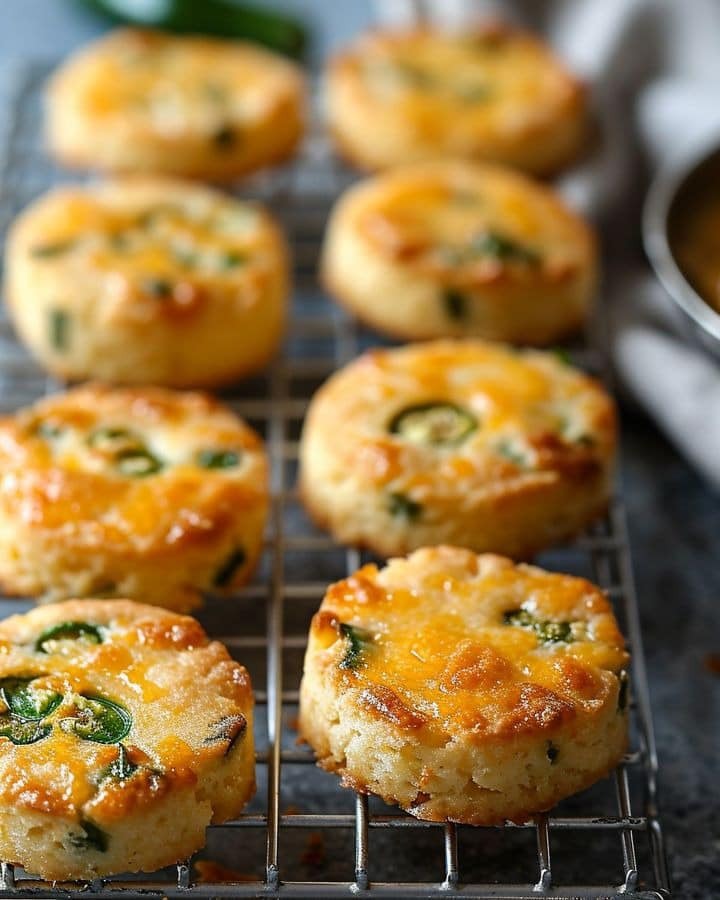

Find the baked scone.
[
  {"left": 0, "top": 384, "right": 268, "bottom": 611},
  {"left": 300, "top": 547, "right": 629, "bottom": 824},
  {"left": 5, "top": 178, "right": 288, "bottom": 386},
  {"left": 321, "top": 160, "right": 597, "bottom": 344},
  {"left": 0, "top": 599, "right": 254, "bottom": 879},
  {"left": 326, "top": 24, "right": 586, "bottom": 174},
  {"left": 299, "top": 340, "right": 616, "bottom": 559},
  {"left": 47, "top": 29, "right": 305, "bottom": 180}
]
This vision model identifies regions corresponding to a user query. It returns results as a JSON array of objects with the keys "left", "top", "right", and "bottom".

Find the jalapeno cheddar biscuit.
[
  {"left": 322, "top": 161, "right": 596, "bottom": 345},
  {"left": 300, "top": 547, "right": 629, "bottom": 824},
  {"left": 0, "top": 385, "right": 268, "bottom": 611},
  {"left": 47, "top": 29, "right": 305, "bottom": 180},
  {"left": 5, "top": 178, "right": 288, "bottom": 386},
  {"left": 0, "top": 599, "right": 254, "bottom": 879},
  {"left": 299, "top": 340, "right": 616, "bottom": 559},
  {"left": 326, "top": 25, "right": 586, "bottom": 174}
]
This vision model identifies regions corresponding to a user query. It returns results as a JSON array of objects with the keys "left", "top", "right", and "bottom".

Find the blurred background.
[{"left": 0, "top": 0, "right": 364, "bottom": 62}]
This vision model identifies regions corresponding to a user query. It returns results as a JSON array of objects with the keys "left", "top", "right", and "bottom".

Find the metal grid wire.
[{"left": 0, "top": 62, "right": 671, "bottom": 899}]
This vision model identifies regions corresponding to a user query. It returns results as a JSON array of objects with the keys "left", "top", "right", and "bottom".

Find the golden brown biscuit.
[
  {"left": 0, "top": 384, "right": 268, "bottom": 611},
  {"left": 326, "top": 24, "right": 586, "bottom": 174},
  {"left": 299, "top": 547, "right": 629, "bottom": 824},
  {"left": 322, "top": 160, "right": 597, "bottom": 344},
  {"left": 5, "top": 178, "right": 288, "bottom": 387},
  {"left": 0, "top": 599, "right": 254, "bottom": 879},
  {"left": 47, "top": 29, "right": 306, "bottom": 181},
  {"left": 299, "top": 340, "right": 616, "bottom": 559}
]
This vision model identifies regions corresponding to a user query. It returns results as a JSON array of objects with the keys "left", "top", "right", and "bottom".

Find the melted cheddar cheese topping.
[
  {"left": 19, "top": 180, "right": 282, "bottom": 321},
  {"left": 352, "top": 162, "right": 592, "bottom": 285},
  {"left": 0, "top": 384, "right": 267, "bottom": 554},
  {"left": 336, "top": 27, "right": 582, "bottom": 144},
  {"left": 0, "top": 600, "right": 252, "bottom": 826},
  {"left": 310, "top": 548, "right": 628, "bottom": 741},
  {"left": 57, "top": 29, "right": 301, "bottom": 137},
  {"left": 307, "top": 341, "right": 615, "bottom": 489}
]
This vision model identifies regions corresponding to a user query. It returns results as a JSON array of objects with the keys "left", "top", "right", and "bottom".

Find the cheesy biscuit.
[
  {"left": 0, "top": 599, "right": 254, "bottom": 879},
  {"left": 0, "top": 384, "right": 268, "bottom": 611},
  {"left": 299, "top": 340, "right": 616, "bottom": 559},
  {"left": 5, "top": 178, "right": 288, "bottom": 387},
  {"left": 47, "top": 29, "right": 305, "bottom": 181},
  {"left": 300, "top": 547, "right": 629, "bottom": 824},
  {"left": 326, "top": 24, "right": 586, "bottom": 174},
  {"left": 321, "top": 160, "right": 597, "bottom": 344}
]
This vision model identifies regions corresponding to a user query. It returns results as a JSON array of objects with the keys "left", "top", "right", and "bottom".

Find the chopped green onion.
[
  {"left": 102, "top": 744, "right": 138, "bottom": 782},
  {"left": 203, "top": 714, "right": 247, "bottom": 755},
  {"left": 387, "top": 492, "right": 422, "bottom": 521},
  {"left": 503, "top": 608, "right": 574, "bottom": 644},
  {"left": 495, "top": 440, "right": 529, "bottom": 468},
  {"left": 391, "top": 62, "right": 435, "bottom": 89},
  {"left": 197, "top": 449, "right": 241, "bottom": 469},
  {"left": 213, "top": 124, "right": 237, "bottom": 149},
  {"left": 34, "top": 421, "right": 64, "bottom": 440},
  {"left": 575, "top": 434, "right": 596, "bottom": 447},
  {"left": 213, "top": 548, "right": 247, "bottom": 587},
  {"left": 551, "top": 347, "right": 572, "bottom": 366},
  {"left": 443, "top": 289, "right": 468, "bottom": 320},
  {"left": 87, "top": 582, "right": 117, "bottom": 599},
  {"left": 338, "top": 623, "right": 374, "bottom": 670},
  {"left": 469, "top": 230, "right": 540, "bottom": 264},
  {"left": 218, "top": 250, "right": 246, "bottom": 269},
  {"left": 141, "top": 277, "right": 173, "bottom": 298},
  {"left": 109, "top": 232, "right": 131, "bottom": 251},
  {"left": 30, "top": 240, "right": 75, "bottom": 258},
  {"left": 68, "top": 819, "right": 108, "bottom": 853},
  {"left": 173, "top": 248, "right": 199, "bottom": 268},
  {"left": 136, "top": 204, "right": 181, "bottom": 228},
  {"left": 49, "top": 309, "right": 70, "bottom": 351}
]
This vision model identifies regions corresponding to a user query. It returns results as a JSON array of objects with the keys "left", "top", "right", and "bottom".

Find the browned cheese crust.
[
  {"left": 300, "top": 547, "right": 629, "bottom": 824},
  {"left": 0, "top": 599, "right": 254, "bottom": 878},
  {"left": 47, "top": 29, "right": 306, "bottom": 181},
  {"left": 326, "top": 24, "right": 587, "bottom": 174},
  {"left": 0, "top": 384, "right": 268, "bottom": 610},
  {"left": 299, "top": 340, "right": 616, "bottom": 559}
]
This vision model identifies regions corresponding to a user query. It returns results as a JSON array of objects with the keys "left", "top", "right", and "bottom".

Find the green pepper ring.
[
  {"left": 62, "top": 694, "right": 132, "bottom": 744},
  {"left": 35, "top": 621, "right": 104, "bottom": 654},
  {"left": 0, "top": 676, "right": 62, "bottom": 720},
  {"left": 388, "top": 401, "right": 478, "bottom": 447}
]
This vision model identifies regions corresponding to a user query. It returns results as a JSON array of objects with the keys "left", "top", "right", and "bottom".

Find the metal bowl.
[{"left": 643, "top": 136, "right": 720, "bottom": 361}]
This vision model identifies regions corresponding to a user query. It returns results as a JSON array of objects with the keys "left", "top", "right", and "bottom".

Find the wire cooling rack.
[{"left": 0, "top": 62, "right": 672, "bottom": 899}]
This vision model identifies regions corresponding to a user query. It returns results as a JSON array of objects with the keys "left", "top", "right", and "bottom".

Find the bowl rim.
[{"left": 642, "top": 133, "right": 720, "bottom": 343}]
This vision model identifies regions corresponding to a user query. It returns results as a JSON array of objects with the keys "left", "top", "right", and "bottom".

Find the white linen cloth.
[{"left": 374, "top": 0, "right": 720, "bottom": 489}]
